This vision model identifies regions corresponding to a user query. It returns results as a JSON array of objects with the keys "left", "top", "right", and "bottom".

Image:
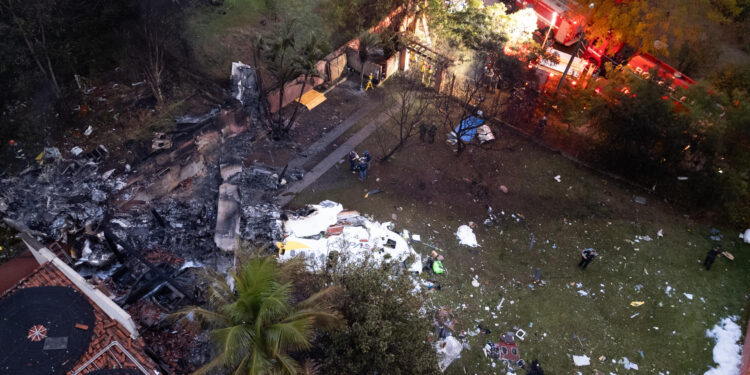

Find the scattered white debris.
[
  {"left": 683, "top": 293, "right": 694, "bottom": 300},
  {"left": 110, "top": 219, "right": 131, "bottom": 228},
  {"left": 436, "top": 336, "right": 462, "bottom": 372},
  {"left": 657, "top": 229, "right": 664, "bottom": 237},
  {"left": 179, "top": 260, "right": 203, "bottom": 271},
  {"left": 71, "top": 146, "right": 83, "bottom": 156},
  {"left": 573, "top": 355, "right": 590, "bottom": 366},
  {"left": 496, "top": 298, "right": 505, "bottom": 311},
  {"left": 456, "top": 225, "right": 479, "bottom": 247},
  {"left": 84, "top": 125, "right": 93, "bottom": 136},
  {"left": 577, "top": 290, "right": 588, "bottom": 296},
  {"left": 412, "top": 234, "right": 421, "bottom": 241},
  {"left": 472, "top": 277, "right": 480, "bottom": 288},
  {"left": 665, "top": 285, "right": 673, "bottom": 295},
  {"left": 741, "top": 229, "right": 750, "bottom": 244},
  {"left": 279, "top": 201, "right": 421, "bottom": 273},
  {"left": 705, "top": 317, "right": 742, "bottom": 375},
  {"left": 630, "top": 313, "right": 639, "bottom": 318},
  {"left": 554, "top": 175, "right": 561, "bottom": 182},
  {"left": 284, "top": 200, "right": 342, "bottom": 237},
  {"left": 101, "top": 169, "right": 115, "bottom": 180},
  {"left": 619, "top": 357, "right": 639, "bottom": 370}
]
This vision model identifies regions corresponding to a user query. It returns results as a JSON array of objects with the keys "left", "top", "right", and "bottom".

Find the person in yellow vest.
[
  {"left": 420, "top": 61, "right": 427, "bottom": 84},
  {"left": 365, "top": 73, "right": 374, "bottom": 91},
  {"left": 425, "top": 65, "right": 434, "bottom": 88}
]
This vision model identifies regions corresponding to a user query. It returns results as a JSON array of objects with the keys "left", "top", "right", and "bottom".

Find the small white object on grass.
[
  {"left": 573, "top": 355, "right": 590, "bottom": 366},
  {"left": 554, "top": 175, "right": 561, "bottom": 182}
]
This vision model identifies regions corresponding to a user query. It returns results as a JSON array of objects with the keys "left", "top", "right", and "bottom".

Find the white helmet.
[{"left": 477, "top": 110, "right": 483, "bottom": 117}]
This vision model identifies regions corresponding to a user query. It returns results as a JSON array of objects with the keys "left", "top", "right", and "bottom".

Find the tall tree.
[
  {"left": 176, "top": 257, "right": 341, "bottom": 375},
  {"left": 260, "top": 25, "right": 304, "bottom": 140},
  {"left": 284, "top": 36, "right": 329, "bottom": 136},
  {"left": 378, "top": 71, "right": 431, "bottom": 161},
  {"left": 357, "top": 31, "right": 382, "bottom": 90}
]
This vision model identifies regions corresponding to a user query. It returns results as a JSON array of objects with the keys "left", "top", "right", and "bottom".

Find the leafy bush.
[{"left": 317, "top": 265, "right": 438, "bottom": 375}]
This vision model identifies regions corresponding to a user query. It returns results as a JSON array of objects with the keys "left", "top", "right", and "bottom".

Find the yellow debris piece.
[
  {"left": 630, "top": 301, "right": 644, "bottom": 307},
  {"left": 297, "top": 89, "right": 326, "bottom": 110}
]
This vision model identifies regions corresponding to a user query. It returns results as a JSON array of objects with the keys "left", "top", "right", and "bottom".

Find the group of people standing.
[
  {"left": 348, "top": 150, "right": 371, "bottom": 181},
  {"left": 419, "top": 123, "right": 437, "bottom": 143}
]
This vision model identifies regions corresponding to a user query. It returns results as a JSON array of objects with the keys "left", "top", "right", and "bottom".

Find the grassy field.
[
  {"left": 184, "top": 0, "right": 336, "bottom": 80},
  {"left": 289, "top": 100, "right": 750, "bottom": 374}
]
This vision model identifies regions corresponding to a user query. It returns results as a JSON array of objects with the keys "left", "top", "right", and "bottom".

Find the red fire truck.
[
  {"left": 515, "top": 0, "right": 586, "bottom": 46},
  {"left": 516, "top": 0, "right": 696, "bottom": 90}
]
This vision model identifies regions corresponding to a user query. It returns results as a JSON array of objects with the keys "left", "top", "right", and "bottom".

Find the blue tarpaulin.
[{"left": 455, "top": 116, "right": 485, "bottom": 142}]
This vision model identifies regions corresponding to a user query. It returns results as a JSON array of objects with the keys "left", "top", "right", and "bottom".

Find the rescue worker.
[
  {"left": 348, "top": 150, "right": 359, "bottom": 172},
  {"left": 577, "top": 248, "right": 597, "bottom": 270},
  {"left": 428, "top": 124, "right": 437, "bottom": 144},
  {"left": 425, "top": 65, "right": 434, "bottom": 87},
  {"left": 535, "top": 116, "right": 547, "bottom": 137},
  {"left": 356, "top": 158, "right": 368, "bottom": 181},
  {"left": 365, "top": 73, "right": 374, "bottom": 91},
  {"left": 704, "top": 246, "right": 722, "bottom": 270}
]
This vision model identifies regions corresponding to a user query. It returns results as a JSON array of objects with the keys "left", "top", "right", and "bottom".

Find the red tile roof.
[{"left": 1, "top": 262, "right": 160, "bottom": 375}]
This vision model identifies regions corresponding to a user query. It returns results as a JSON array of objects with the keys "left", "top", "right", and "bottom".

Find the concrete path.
[
  {"left": 279, "top": 111, "right": 389, "bottom": 206},
  {"left": 288, "top": 99, "right": 379, "bottom": 170}
]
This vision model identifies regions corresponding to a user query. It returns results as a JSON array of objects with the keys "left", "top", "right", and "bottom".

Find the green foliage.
[
  {"left": 710, "top": 63, "right": 750, "bottom": 95},
  {"left": 318, "top": 265, "right": 439, "bottom": 375},
  {"left": 321, "top": 0, "right": 408, "bottom": 44},
  {"left": 427, "top": 1, "right": 507, "bottom": 52},
  {"left": 579, "top": 67, "right": 750, "bottom": 225},
  {"left": 176, "top": 257, "right": 341, "bottom": 375},
  {"left": 581, "top": 0, "right": 735, "bottom": 55}
]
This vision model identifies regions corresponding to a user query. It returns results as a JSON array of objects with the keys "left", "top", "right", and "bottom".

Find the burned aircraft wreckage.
[{"left": 0, "top": 66, "right": 305, "bottom": 373}]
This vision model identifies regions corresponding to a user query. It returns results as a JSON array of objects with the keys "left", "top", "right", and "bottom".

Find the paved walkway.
[
  {"left": 288, "top": 98, "right": 378, "bottom": 170},
  {"left": 279, "top": 110, "right": 389, "bottom": 206}
]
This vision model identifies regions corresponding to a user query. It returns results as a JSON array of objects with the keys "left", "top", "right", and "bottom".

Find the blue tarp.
[{"left": 455, "top": 116, "right": 485, "bottom": 142}]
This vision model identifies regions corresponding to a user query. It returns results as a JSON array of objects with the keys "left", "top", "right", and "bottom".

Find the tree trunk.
[
  {"left": 360, "top": 60, "right": 366, "bottom": 90},
  {"left": 380, "top": 140, "right": 404, "bottom": 162},
  {"left": 285, "top": 75, "right": 308, "bottom": 135}
]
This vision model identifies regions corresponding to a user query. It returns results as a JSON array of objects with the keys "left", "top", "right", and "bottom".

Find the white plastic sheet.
[{"left": 436, "top": 336, "right": 462, "bottom": 372}]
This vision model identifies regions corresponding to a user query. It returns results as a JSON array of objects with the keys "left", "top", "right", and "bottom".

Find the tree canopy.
[
  {"left": 317, "top": 265, "right": 439, "bottom": 375},
  {"left": 177, "top": 257, "right": 341, "bottom": 375},
  {"left": 580, "top": 0, "right": 745, "bottom": 55}
]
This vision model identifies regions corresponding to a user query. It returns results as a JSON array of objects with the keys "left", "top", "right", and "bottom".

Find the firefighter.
[
  {"left": 425, "top": 65, "right": 434, "bottom": 87},
  {"left": 703, "top": 246, "right": 722, "bottom": 270},
  {"left": 365, "top": 73, "right": 374, "bottom": 91},
  {"left": 577, "top": 248, "right": 598, "bottom": 270},
  {"left": 420, "top": 60, "right": 427, "bottom": 84}
]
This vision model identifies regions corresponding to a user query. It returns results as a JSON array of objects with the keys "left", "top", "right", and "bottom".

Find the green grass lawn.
[
  {"left": 184, "top": 0, "right": 337, "bottom": 80},
  {"left": 290, "top": 105, "right": 750, "bottom": 374}
]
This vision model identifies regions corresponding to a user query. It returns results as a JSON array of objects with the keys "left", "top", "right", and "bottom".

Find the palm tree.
[
  {"left": 176, "top": 257, "right": 341, "bottom": 375},
  {"left": 262, "top": 25, "right": 303, "bottom": 139},
  {"left": 357, "top": 32, "right": 382, "bottom": 90},
  {"left": 283, "top": 36, "right": 329, "bottom": 136}
]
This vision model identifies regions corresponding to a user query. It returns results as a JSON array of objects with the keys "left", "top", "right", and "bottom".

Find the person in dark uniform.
[
  {"left": 577, "top": 248, "right": 597, "bottom": 270},
  {"left": 526, "top": 359, "right": 544, "bottom": 375},
  {"left": 348, "top": 150, "right": 359, "bottom": 172},
  {"left": 704, "top": 246, "right": 722, "bottom": 270},
  {"left": 428, "top": 125, "right": 437, "bottom": 144},
  {"left": 419, "top": 123, "right": 428, "bottom": 142}
]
